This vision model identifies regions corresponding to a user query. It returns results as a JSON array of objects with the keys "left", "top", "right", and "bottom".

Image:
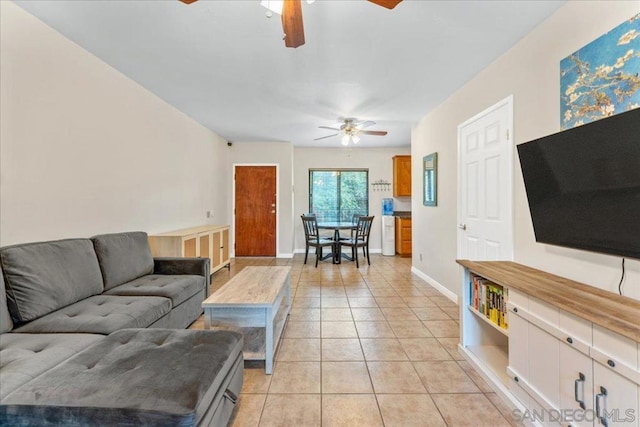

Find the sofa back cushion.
[
  {"left": 1, "top": 272, "right": 13, "bottom": 333},
  {"left": 0, "top": 239, "right": 104, "bottom": 324},
  {"left": 91, "top": 232, "right": 154, "bottom": 291}
]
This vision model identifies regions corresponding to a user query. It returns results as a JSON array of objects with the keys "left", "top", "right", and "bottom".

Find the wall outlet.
[
  {"left": 206, "top": 211, "right": 212, "bottom": 218},
  {"left": 419, "top": 253, "right": 423, "bottom": 261}
]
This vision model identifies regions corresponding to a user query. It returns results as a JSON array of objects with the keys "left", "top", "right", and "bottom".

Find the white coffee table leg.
[
  {"left": 265, "top": 306, "right": 274, "bottom": 374},
  {"left": 204, "top": 308, "right": 211, "bottom": 330}
]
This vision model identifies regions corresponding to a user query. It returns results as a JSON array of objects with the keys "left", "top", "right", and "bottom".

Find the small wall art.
[
  {"left": 423, "top": 152, "right": 437, "bottom": 207},
  {"left": 560, "top": 13, "right": 640, "bottom": 130}
]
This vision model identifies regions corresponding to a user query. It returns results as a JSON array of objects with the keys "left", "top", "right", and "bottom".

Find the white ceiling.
[{"left": 15, "top": 0, "right": 564, "bottom": 148}]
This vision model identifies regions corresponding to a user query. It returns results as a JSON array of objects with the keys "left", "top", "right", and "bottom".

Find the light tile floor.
[{"left": 190, "top": 254, "right": 521, "bottom": 427}]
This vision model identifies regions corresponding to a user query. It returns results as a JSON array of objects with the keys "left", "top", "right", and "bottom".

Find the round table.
[{"left": 317, "top": 221, "right": 357, "bottom": 264}]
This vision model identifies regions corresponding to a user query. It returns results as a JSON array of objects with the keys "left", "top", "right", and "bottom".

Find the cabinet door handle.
[
  {"left": 574, "top": 372, "right": 586, "bottom": 410},
  {"left": 595, "top": 386, "right": 608, "bottom": 427}
]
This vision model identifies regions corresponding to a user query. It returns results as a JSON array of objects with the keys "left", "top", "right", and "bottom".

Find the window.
[{"left": 309, "top": 169, "right": 369, "bottom": 222}]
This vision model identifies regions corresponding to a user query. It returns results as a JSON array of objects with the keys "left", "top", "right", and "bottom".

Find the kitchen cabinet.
[
  {"left": 148, "top": 225, "right": 230, "bottom": 275},
  {"left": 393, "top": 155, "right": 411, "bottom": 197},
  {"left": 395, "top": 217, "right": 411, "bottom": 256}
]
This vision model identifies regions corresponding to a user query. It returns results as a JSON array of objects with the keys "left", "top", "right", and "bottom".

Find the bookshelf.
[
  {"left": 468, "top": 306, "right": 508, "bottom": 337},
  {"left": 469, "top": 273, "right": 508, "bottom": 331},
  {"left": 459, "top": 265, "right": 511, "bottom": 394}
]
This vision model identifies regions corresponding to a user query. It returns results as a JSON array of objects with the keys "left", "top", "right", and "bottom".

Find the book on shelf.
[{"left": 470, "top": 275, "right": 508, "bottom": 330}]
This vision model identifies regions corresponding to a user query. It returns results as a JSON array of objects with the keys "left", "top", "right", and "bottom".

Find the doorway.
[
  {"left": 457, "top": 95, "right": 514, "bottom": 260},
  {"left": 234, "top": 165, "right": 277, "bottom": 256}
]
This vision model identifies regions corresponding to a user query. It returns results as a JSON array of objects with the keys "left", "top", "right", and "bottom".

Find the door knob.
[{"left": 458, "top": 224, "right": 467, "bottom": 230}]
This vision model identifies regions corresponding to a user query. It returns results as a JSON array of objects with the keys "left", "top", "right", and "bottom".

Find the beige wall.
[
  {"left": 293, "top": 146, "right": 411, "bottom": 253},
  {"left": 228, "top": 142, "right": 294, "bottom": 257},
  {"left": 412, "top": 1, "right": 640, "bottom": 301},
  {"left": 0, "top": 2, "right": 230, "bottom": 245}
]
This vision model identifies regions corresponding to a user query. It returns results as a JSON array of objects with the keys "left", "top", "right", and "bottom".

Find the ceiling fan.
[
  {"left": 179, "top": 0, "right": 403, "bottom": 48},
  {"left": 315, "top": 118, "right": 388, "bottom": 145}
]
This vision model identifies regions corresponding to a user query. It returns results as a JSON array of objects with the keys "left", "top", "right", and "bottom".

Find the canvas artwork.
[{"left": 560, "top": 13, "right": 640, "bottom": 129}]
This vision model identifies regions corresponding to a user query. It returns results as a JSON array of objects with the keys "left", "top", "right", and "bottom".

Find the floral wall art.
[{"left": 560, "top": 13, "right": 640, "bottom": 129}]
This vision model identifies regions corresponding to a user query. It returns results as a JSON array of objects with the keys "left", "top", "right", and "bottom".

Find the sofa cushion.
[
  {"left": 0, "top": 333, "right": 104, "bottom": 400},
  {"left": 13, "top": 295, "right": 171, "bottom": 335},
  {"left": 1, "top": 329, "right": 243, "bottom": 426},
  {"left": 0, "top": 239, "right": 104, "bottom": 324},
  {"left": 104, "top": 274, "right": 204, "bottom": 306},
  {"left": 91, "top": 232, "right": 154, "bottom": 291},
  {"left": 1, "top": 272, "right": 13, "bottom": 333}
]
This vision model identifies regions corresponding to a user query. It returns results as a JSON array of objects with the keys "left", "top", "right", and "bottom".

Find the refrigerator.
[{"left": 381, "top": 198, "right": 395, "bottom": 256}]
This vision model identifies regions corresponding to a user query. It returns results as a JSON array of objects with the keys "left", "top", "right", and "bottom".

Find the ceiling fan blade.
[
  {"left": 367, "top": 0, "right": 402, "bottom": 9},
  {"left": 314, "top": 133, "right": 339, "bottom": 141},
  {"left": 360, "top": 130, "right": 388, "bottom": 136},
  {"left": 355, "top": 120, "right": 376, "bottom": 129},
  {"left": 179, "top": 0, "right": 198, "bottom": 4},
  {"left": 282, "top": 0, "right": 305, "bottom": 48},
  {"left": 318, "top": 126, "right": 341, "bottom": 131}
]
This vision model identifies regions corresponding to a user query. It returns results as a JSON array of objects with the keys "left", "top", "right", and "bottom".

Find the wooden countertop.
[
  {"left": 203, "top": 266, "right": 291, "bottom": 307},
  {"left": 457, "top": 260, "right": 640, "bottom": 343},
  {"left": 150, "top": 224, "right": 228, "bottom": 237}
]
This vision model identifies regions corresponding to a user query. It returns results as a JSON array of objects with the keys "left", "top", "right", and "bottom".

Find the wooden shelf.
[
  {"left": 467, "top": 345, "right": 510, "bottom": 387},
  {"left": 457, "top": 260, "right": 640, "bottom": 342},
  {"left": 468, "top": 305, "right": 508, "bottom": 337},
  {"left": 209, "top": 300, "right": 289, "bottom": 361},
  {"left": 149, "top": 224, "right": 231, "bottom": 275}
]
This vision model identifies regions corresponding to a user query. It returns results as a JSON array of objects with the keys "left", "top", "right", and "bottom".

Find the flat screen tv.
[{"left": 517, "top": 108, "right": 640, "bottom": 260}]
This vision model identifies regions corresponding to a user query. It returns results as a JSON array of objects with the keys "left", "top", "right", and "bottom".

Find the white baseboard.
[
  {"left": 231, "top": 253, "right": 293, "bottom": 258},
  {"left": 410, "top": 266, "right": 458, "bottom": 304},
  {"left": 277, "top": 253, "right": 294, "bottom": 258}
]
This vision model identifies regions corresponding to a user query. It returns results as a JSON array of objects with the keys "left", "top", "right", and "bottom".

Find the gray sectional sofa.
[{"left": 0, "top": 231, "right": 243, "bottom": 426}]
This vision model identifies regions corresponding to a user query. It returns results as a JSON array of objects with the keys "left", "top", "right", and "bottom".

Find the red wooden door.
[{"left": 235, "top": 166, "right": 276, "bottom": 256}]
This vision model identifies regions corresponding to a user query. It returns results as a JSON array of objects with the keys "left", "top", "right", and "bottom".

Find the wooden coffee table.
[{"left": 202, "top": 266, "right": 291, "bottom": 374}]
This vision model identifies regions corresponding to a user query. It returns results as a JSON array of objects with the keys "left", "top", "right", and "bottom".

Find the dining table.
[{"left": 317, "top": 221, "right": 357, "bottom": 264}]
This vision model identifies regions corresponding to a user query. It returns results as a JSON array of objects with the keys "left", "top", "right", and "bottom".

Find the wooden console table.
[
  {"left": 202, "top": 266, "right": 291, "bottom": 374},
  {"left": 457, "top": 260, "right": 640, "bottom": 427},
  {"left": 149, "top": 225, "right": 230, "bottom": 274}
]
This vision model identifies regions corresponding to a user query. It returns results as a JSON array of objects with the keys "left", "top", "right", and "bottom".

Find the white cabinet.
[
  {"left": 593, "top": 363, "right": 638, "bottom": 427},
  {"left": 529, "top": 322, "right": 561, "bottom": 409},
  {"left": 559, "top": 343, "right": 593, "bottom": 427},
  {"left": 457, "top": 261, "right": 640, "bottom": 427},
  {"left": 149, "top": 225, "right": 231, "bottom": 274}
]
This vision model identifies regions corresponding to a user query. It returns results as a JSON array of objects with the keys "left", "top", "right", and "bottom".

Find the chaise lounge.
[{"left": 0, "top": 231, "right": 243, "bottom": 426}]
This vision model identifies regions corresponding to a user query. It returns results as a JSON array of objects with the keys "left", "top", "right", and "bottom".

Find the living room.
[{"left": 2, "top": 1, "right": 639, "bottom": 426}]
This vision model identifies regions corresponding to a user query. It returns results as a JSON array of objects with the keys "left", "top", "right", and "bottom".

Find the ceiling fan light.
[
  {"left": 260, "top": 0, "right": 283, "bottom": 15},
  {"left": 351, "top": 135, "right": 360, "bottom": 144},
  {"left": 341, "top": 135, "right": 350, "bottom": 146}
]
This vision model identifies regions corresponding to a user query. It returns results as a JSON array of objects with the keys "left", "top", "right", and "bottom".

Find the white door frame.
[
  {"left": 232, "top": 163, "right": 280, "bottom": 258},
  {"left": 456, "top": 95, "right": 514, "bottom": 259}
]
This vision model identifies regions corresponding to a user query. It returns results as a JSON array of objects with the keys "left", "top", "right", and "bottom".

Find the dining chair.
[
  {"left": 341, "top": 216, "right": 374, "bottom": 268},
  {"left": 304, "top": 213, "right": 334, "bottom": 239},
  {"left": 301, "top": 215, "right": 336, "bottom": 267},
  {"left": 335, "top": 214, "right": 361, "bottom": 242}
]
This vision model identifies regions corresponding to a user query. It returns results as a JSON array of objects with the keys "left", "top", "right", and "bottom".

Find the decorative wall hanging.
[
  {"left": 560, "top": 13, "right": 640, "bottom": 129},
  {"left": 423, "top": 152, "right": 437, "bottom": 207},
  {"left": 371, "top": 179, "right": 391, "bottom": 192}
]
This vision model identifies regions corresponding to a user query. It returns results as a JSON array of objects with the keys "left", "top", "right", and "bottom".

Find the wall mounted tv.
[{"left": 517, "top": 108, "right": 640, "bottom": 260}]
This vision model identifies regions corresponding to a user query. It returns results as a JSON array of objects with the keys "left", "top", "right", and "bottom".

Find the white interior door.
[{"left": 458, "top": 96, "right": 514, "bottom": 260}]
